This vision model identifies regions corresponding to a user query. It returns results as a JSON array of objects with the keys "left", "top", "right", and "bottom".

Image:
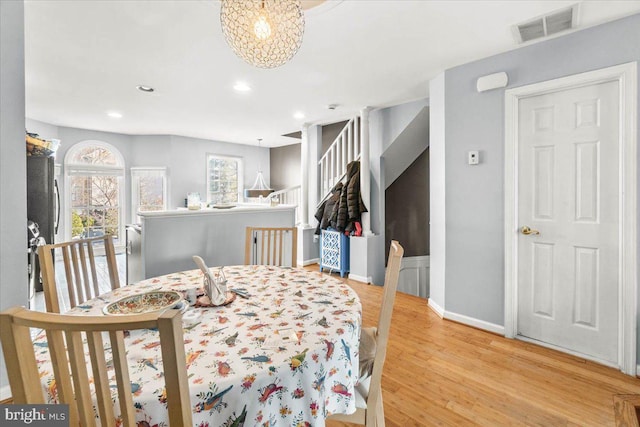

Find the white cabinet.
[{"left": 320, "top": 229, "right": 349, "bottom": 277}]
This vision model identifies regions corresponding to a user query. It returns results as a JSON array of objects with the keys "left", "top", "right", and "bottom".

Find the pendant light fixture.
[
  {"left": 220, "top": 0, "right": 305, "bottom": 69},
  {"left": 244, "top": 139, "right": 273, "bottom": 198}
]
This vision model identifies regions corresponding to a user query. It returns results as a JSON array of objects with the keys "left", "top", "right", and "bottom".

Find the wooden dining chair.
[
  {"left": 0, "top": 306, "right": 192, "bottom": 427},
  {"left": 244, "top": 226, "right": 298, "bottom": 267},
  {"left": 38, "top": 235, "right": 121, "bottom": 313},
  {"left": 329, "top": 240, "right": 404, "bottom": 427}
]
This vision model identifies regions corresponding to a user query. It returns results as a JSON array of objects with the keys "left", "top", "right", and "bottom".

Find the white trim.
[
  {"left": 504, "top": 62, "right": 638, "bottom": 375},
  {"left": 637, "top": 365, "right": 640, "bottom": 377},
  {"left": 348, "top": 273, "right": 372, "bottom": 284},
  {"left": 64, "top": 140, "right": 127, "bottom": 245},
  {"left": 619, "top": 62, "right": 638, "bottom": 377},
  {"left": 517, "top": 335, "right": 618, "bottom": 369},
  {"left": 427, "top": 299, "right": 444, "bottom": 318},
  {"left": 0, "top": 385, "right": 11, "bottom": 401},
  {"left": 504, "top": 81, "right": 518, "bottom": 339},
  {"left": 444, "top": 310, "right": 505, "bottom": 335},
  {"left": 300, "top": 258, "right": 320, "bottom": 267},
  {"left": 64, "top": 139, "right": 125, "bottom": 168}
]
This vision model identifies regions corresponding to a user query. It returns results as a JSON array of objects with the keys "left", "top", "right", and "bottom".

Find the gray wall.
[
  {"left": 370, "top": 98, "right": 429, "bottom": 235},
  {"left": 26, "top": 118, "right": 59, "bottom": 140},
  {"left": 25, "top": 120, "right": 270, "bottom": 239},
  {"left": 442, "top": 13, "right": 640, "bottom": 352},
  {"left": 0, "top": 0, "right": 27, "bottom": 394},
  {"left": 321, "top": 120, "right": 349, "bottom": 155},
  {"left": 270, "top": 143, "right": 300, "bottom": 190},
  {"left": 383, "top": 107, "right": 430, "bottom": 189},
  {"left": 159, "top": 135, "right": 269, "bottom": 209},
  {"left": 429, "top": 72, "right": 446, "bottom": 310},
  {"left": 368, "top": 98, "right": 429, "bottom": 284},
  {"left": 26, "top": 120, "right": 134, "bottom": 241}
]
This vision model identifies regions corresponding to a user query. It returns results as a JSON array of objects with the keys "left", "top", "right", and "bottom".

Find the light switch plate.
[{"left": 468, "top": 150, "right": 479, "bottom": 165}]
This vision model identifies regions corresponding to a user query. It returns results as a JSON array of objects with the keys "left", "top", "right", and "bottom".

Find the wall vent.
[{"left": 513, "top": 4, "right": 579, "bottom": 43}]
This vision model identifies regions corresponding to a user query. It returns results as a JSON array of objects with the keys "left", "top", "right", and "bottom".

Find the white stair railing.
[
  {"left": 318, "top": 117, "right": 361, "bottom": 200},
  {"left": 267, "top": 186, "right": 301, "bottom": 224}
]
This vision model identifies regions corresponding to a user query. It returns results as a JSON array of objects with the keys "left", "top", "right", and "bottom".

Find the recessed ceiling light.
[
  {"left": 293, "top": 112, "right": 305, "bottom": 119},
  {"left": 136, "top": 85, "right": 155, "bottom": 93},
  {"left": 107, "top": 111, "right": 123, "bottom": 119},
  {"left": 233, "top": 82, "right": 251, "bottom": 92}
]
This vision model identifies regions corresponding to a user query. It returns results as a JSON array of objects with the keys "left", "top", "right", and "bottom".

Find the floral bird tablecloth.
[{"left": 34, "top": 265, "right": 362, "bottom": 427}]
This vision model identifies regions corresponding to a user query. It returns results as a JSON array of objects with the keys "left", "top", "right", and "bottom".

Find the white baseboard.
[
  {"left": 427, "top": 299, "right": 444, "bottom": 318},
  {"left": 637, "top": 364, "right": 640, "bottom": 377},
  {"left": 427, "top": 301, "right": 504, "bottom": 335},
  {"left": 300, "top": 258, "right": 319, "bottom": 267},
  {"left": 0, "top": 385, "right": 11, "bottom": 401},
  {"left": 348, "top": 273, "right": 372, "bottom": 284},
  {"left": 444, "top": 310, "right": 505, "bottom": 335}
]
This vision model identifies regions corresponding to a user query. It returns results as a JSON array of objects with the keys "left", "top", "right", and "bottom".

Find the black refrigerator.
[{"left": 27, "top": 156, "right": 60, "bottom": 291}]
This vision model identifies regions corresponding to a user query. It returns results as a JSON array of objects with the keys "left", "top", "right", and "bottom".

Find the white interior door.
[{"left": 517, "top": 80, "right": 620, "bottom": 365}]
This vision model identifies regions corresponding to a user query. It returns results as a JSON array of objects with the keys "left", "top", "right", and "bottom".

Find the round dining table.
[{"left": 34, "top": 265, "right": 362, "bottom": 427}]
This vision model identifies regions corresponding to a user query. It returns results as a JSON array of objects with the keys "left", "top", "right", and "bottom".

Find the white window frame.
[
  {"left": 131, "top": 167, "right": 168, "bottom": 222},
  {"left": 206, "top": 154, "right": 243, "bottom": 204},
  {"left": 64, "top": 140, "right": 126, "bottom": 249}
]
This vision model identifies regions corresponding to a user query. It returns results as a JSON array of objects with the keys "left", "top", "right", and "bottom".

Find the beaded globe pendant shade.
[{"left": 220, "top": 0, "right": 305, "bottom": 69}]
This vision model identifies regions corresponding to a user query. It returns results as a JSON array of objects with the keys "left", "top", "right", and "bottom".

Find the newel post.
[
  {"left": 360, "top": 107, "right": 373, "bottom": 236},
  {"left": 299, "top": 123, "right": 310, "bottom": 227}
]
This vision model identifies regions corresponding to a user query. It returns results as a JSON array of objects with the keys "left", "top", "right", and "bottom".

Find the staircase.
[
  {"left": 267, "top": 186, "right": 301, "bottom": 224},
  {"left": 266, "top": 117, "right": 361, "bottom": 228},
  {"left": 318, "top": 117, "right": 361, "bottom": 201}
]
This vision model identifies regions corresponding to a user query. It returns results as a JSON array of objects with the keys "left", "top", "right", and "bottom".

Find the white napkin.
[{"left": 192, "top": 256, "right": 226, "bottom": 305}]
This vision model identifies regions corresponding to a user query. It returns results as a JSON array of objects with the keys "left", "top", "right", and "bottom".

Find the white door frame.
[{"left": 504, "top": 62, "right": 638, "bottom": 375}]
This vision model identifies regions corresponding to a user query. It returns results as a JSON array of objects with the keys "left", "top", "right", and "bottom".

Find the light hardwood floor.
[{"left": 309, "top": 266, "right": 640, "bottom": 427}]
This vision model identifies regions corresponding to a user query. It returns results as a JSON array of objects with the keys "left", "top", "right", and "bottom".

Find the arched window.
[{"left": 64, "top": 141, "right": 125, "bottom": 245}]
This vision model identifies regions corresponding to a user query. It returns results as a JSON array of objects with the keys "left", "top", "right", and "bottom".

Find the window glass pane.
[
  {"left": 70, "top": 176, "right": 90, "bottom": 208},
  {"left": 67, "top": 143, "right": 123, "bottom": 245},
  {"left": 69, "top": 146, "right": 119, "bottom": 166},
  {"left": 207, "top": 155, "right": 240, "bottom": 204},
  {"left": 90, "top": 176, "right": 119, "bottom": 206},
  {"left": 104, "top": 208, "right": 120, "bottom": 240},
  {"left": 71, "top": 209, "right": 90, "bottom": 239},
  {"left": 139, "top": 176, "right": 164, "bottom": 212}
]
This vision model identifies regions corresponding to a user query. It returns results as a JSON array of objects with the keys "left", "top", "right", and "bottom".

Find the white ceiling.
[{"left": 24, "top": 1, "right": 640, "bottom": 147}]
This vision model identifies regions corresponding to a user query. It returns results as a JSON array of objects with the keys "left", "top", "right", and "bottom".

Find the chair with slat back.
[
  {"left": 329, "top": 240, "right": 404, "bottom": 427},
  {"left": 244, "top": 226, "right": 298, "bottom": 267},
  {"left": 0, "top": 306, "right": 192, "bottom": 427},
  {"left": 38, "top": 235, "right": 121, "bottom": 313}
]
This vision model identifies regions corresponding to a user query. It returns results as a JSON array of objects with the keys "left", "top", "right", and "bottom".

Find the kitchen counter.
[
  {"left": 139, "top": 203, "right": 295, "bottom": 218},
  {"left": 129, "top": 204, "right": 296, "bottom": 282}
]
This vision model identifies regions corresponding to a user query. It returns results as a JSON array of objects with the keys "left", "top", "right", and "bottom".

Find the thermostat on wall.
[{"left": 468, "top": 151, "right": 479, "bottom": 165}]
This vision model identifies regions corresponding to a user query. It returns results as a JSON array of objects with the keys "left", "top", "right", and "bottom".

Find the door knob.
[{"left": 521, "top": 226, "right": 540, "bottom": 235}]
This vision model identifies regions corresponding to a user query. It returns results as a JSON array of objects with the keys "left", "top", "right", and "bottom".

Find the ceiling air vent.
[{"left": 513, "top": 4, "right": 579, "bottom": 43}]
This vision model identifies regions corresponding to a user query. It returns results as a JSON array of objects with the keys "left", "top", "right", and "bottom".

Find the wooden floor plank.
[{"left": 311, "top": 266, "right": 640, "bottom": 427}]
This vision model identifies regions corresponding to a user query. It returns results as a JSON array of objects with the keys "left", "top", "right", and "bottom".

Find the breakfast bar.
[{"left": 129, "top": 205, "right": 296, "bottom": 282}]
